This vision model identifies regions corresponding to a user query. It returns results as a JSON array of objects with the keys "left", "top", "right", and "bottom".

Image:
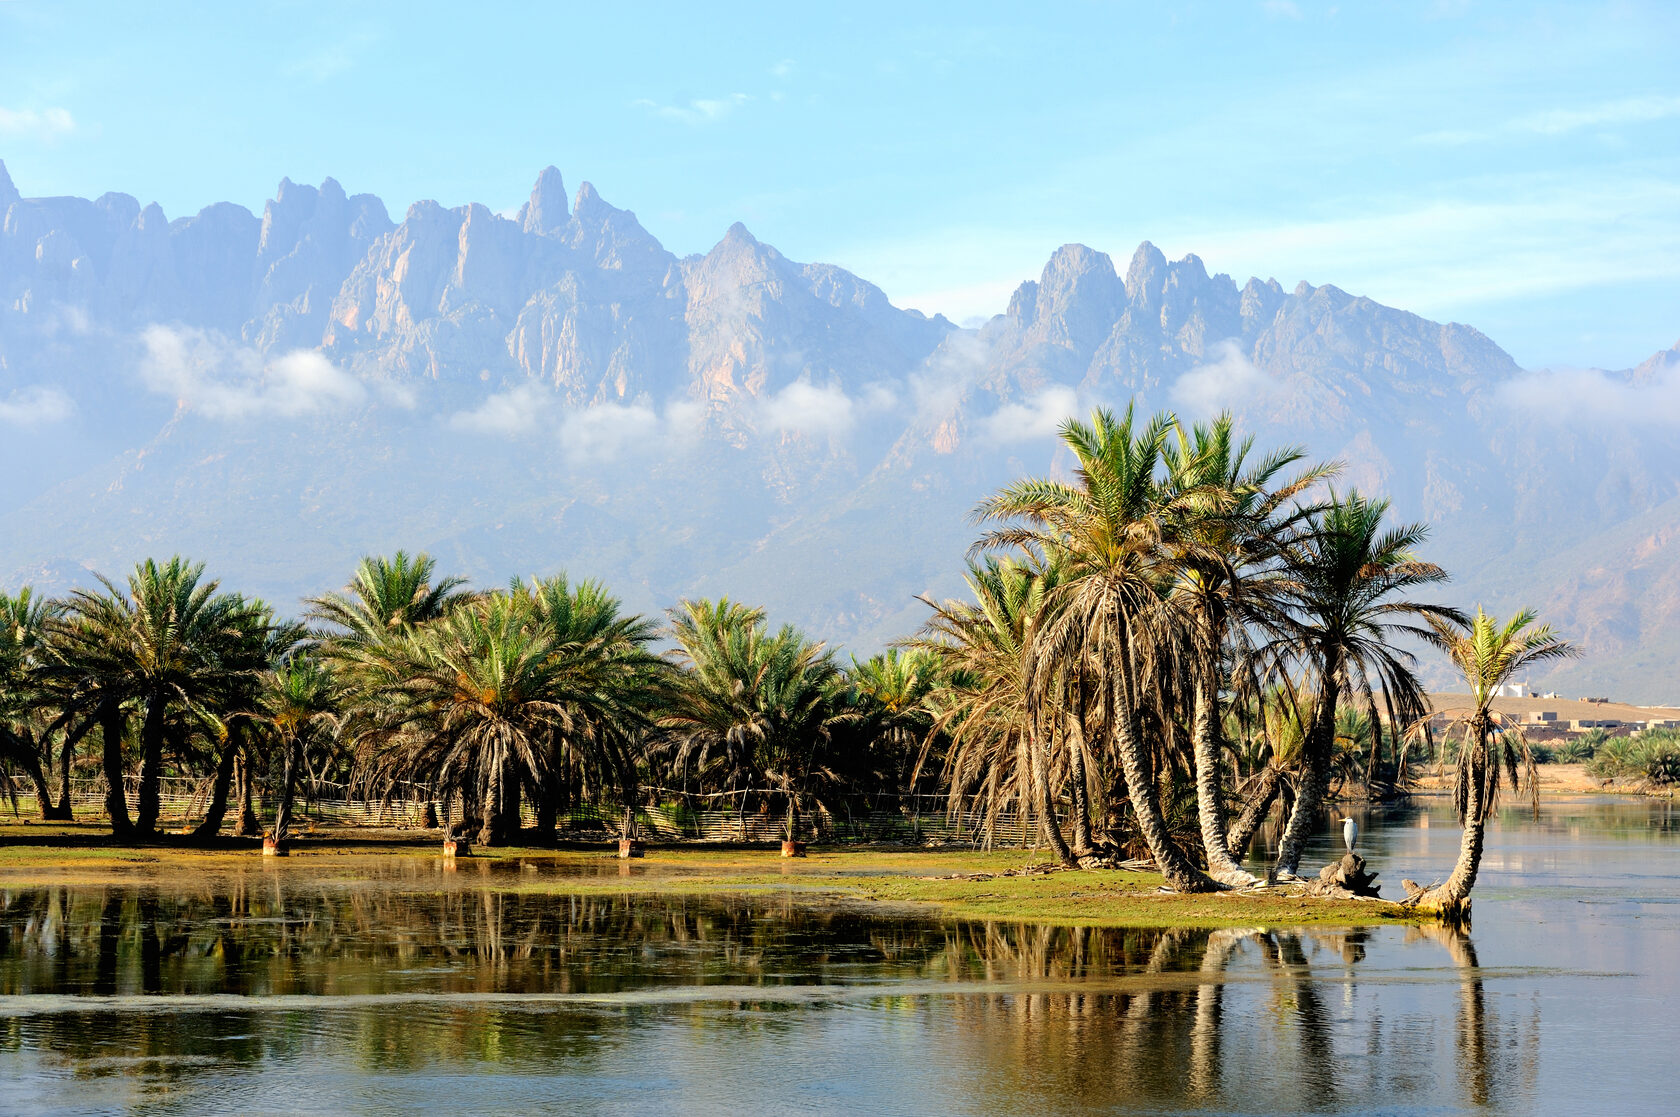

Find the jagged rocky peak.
[
  {"left": 565, "top": 181, "right": 671, "bottom": 276},
  {"left": 703, "top": 221, "right": 776, "bottom": 269},
  {"left": 94, "top": 191, "right": 141, "bottom": 229},
  {"left": 1002, "top": 243, "right": 1123, "bottom": 329},
  {"left": 518, "top": 165, "right": 568, "bottom": 235},
  {"left": 1240, "top": 276, "right": 1286, "bottom": 324},
  {"left": 1124, "top": 241, "right": 1169, "bottom": 307},
  {"left": 722, "top": 220, "right": 759, "bottom": 246},
  {"left": 0, "top": 158, "right": 18, "bottom": 209},
  {"left": 1629, "top": 338, "right": 1680, "bottom": 383}
]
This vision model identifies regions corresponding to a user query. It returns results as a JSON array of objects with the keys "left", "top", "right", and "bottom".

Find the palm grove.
[{"left": 0, "top": 406, "right": 1572, "bottom": 917}]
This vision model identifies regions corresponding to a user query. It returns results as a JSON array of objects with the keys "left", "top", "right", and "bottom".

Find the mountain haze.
[{"left": 1, "top": 161, "right": 1676, "bottom": 701}]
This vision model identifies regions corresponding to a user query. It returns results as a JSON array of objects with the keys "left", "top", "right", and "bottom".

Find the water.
[{"left": 1, "top": 795, "right": 1674, "bottom": 1115}]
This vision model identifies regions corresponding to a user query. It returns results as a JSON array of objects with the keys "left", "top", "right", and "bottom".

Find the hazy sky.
[{"left": 2, "top": 0, "right": 1678, "bottom": 368}]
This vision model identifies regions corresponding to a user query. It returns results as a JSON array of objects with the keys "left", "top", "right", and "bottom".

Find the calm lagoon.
[{"left": 1, "top": 795, "right": 1674, "bottom": 1115}]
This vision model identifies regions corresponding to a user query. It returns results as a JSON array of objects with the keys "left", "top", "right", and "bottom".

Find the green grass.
[{"left": 0, "top": 821, "right": 1426, "bottom": 929}]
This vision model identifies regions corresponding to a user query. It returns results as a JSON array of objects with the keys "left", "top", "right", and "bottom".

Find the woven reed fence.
[{"left": 31, "top": 777, "right": 1052, "bottom": 847}]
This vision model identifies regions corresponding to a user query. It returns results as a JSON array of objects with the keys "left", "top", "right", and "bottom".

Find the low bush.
[{"left": 1586, "top": 729, "right": 1680, "bottom": 785}]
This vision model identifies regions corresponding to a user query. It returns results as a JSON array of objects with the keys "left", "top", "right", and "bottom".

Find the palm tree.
[
  {"left": 0, "top": 588, "right": 63, "bottom": 818},
  {"left": 192, "top": 603, "right": 298, "bottom": 839},
  {"left": 347, "top": 592, "right": 578, "bottom": 846},
  {"left": 308, "top": 551, "right": 472, "bottom": 648},
  {"left": 1162, "top": 413, "right": 1332, "bottom": 886},
  {"left": 516, "top": 574, "right": 665, "bottom": 840},
  {"left": 1412, "top": 608, "right": 1574, "bottom": 917},
  {"left": 258, "top": 652, "right": 340, "bottom": 846},
  {"left": 915, "top": 557, "right": 1075, "bottom": 863},
  {"left": 313, "top": 551, "right": 472, "bottom": 827},
  {"left": 847, "top": 649, "right": 941, "bottom": 796},
  {"left": 978, "top": 405, "right": 1215, "bottom": 891},
  {"left": 663, "top": 598, "right": 844, "bottom": 844},
  {"left": 44, "top": 558, "right": 268, "bottom": 836},
  {"left": 1270, "top": 492, "right": 1460, "bottom": 878}
]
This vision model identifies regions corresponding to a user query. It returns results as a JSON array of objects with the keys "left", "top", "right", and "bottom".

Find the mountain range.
[{"left": 1, "top": 160, "right": 1676, "bottom": 701}]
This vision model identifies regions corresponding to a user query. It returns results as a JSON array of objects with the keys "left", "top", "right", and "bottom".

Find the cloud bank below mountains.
[
  {"left": 1497, "top": 360, "right": 1680, "bottom": 427},
  {"left": 1171, "top": 340, "right": 1277, "bottom": 417},
  {"left": 139, "top": 325, "right": 369, "bottom": 419}
]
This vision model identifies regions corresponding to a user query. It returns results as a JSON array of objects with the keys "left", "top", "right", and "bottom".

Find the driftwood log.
[{"left": 1303, "top": 852, "right": 1382, "bottom": 899}]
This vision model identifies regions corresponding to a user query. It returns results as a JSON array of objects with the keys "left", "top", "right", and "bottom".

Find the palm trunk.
[
  {"left": 1067, "top": 738, "right": 1094, "bottom": 854},
  {"left": 193, "top": 729, "right": 240, "bottom": 839},
  {"left": 134, "top": 695, "right": 167, "bottom": 835},
  {"left": 8, "top": 733, "right": 56, "bottom": 820},
  {"left": 1364, "top": 694, "right": 1384, "bottom": 799},
  {"left": 1192, "top": 668, "right": 1256, "bottom": 886},
  {"left": 1029, "top": 729, "right": 1076, "bottom": 867},
  {"left": 1226, "top": 766, "right": 1283, "bottom": 861},
  {"left": 1112, "top": 625, "right": 1217, "bottom": 892},
  {"left": 502, "top": 764, "right": 522, "bottom": 843},
  {"left": 534, "top": 781, "right": 557, "bottom": 843},
  {"left": 1419, "top": 714, "right": 1489, "bottom": 919},
  {"left": 478, "top": 749, "right": 503, "bottom": 847},
  {"left": 98, "top": 703, "right": 133, "bottom": 836},
  {"left": 273, "top": 736, "right": 300, "bottom": 845},
  {"left": 1276, "top": 657, "right": 1341, "bottom": 877},
  {"left": 52, "top": 718, "right": 95, "bottom": 820},
  {"left": 234, "top": 748, "right": 259, "bottom": 837}
]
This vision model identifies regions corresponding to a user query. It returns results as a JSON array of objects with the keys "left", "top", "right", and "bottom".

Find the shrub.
[
  {"left": 1586, "top": 729, "right": 1680, "bottom": 785},
  {"left": 1552, "top": 735, "right": 1599, "bottom": 764},
  {"left": 1587, "top": 736, "right": 1639, "bottom": 780}
]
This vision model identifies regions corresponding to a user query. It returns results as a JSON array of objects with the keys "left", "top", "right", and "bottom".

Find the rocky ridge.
[{"left": 1, "top": 161, "right": 1676, "bottom": 700}]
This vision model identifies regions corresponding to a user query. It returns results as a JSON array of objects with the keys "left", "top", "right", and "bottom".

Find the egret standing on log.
[{"left": 1342, "top": 816, "right": 1359, "bottom": 854}]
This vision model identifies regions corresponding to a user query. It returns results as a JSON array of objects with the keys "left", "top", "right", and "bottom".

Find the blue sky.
[{"left": 3, "top": 0, "right": 1678, "bottom": 368}]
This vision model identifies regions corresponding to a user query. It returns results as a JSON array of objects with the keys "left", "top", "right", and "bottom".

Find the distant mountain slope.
[{"left": 1, "top": 160, "right": 1675, "bottom": 701}]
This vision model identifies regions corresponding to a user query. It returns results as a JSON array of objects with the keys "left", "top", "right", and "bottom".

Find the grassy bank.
[{"left": 0, "top": 821, "right": 1424, "bottom": 929}]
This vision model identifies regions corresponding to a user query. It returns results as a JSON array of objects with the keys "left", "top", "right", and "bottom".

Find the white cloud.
[
  {"left": 0, "top": 106, "right": 75, "bottom": 139},
  {"left": 1496, "top": 362, "right": 1680, "bottom": 427},
  {"left": 910, "top": 331, "right": 991, "bottom": 418},
  {"left": 138, "top": 325, "right": 366, "bottom": 419},
  {"left": 1170, "top": 340, "right": 1276, "bottom": 415},
  {"left": 633, "top": 93, "right": 748, "bottom": 125},
  {"left": 859, "top": 382, "right": 899, "bottom": 412},
  {"left": 1515, "top": 95, "right": 1680, "bottom": 136},
  {"left": 980, "top": 385, "right": 1079, "bottom": 444},
  {"left": 1262, "top": 0, "right": 1302, "bottom": 18},
  {"left": 0, "top": 386, "right": 74, "bottom": 426},
  {"left": 759, "top": 381, "right": 855, "bottom": 436},
  {"left": 770, "top": 59, "right": 795, "bottom": 79},
  {"left": 1413, "top": 94, "right": 1680, "bottom": 148},
  {"left": 449, "top": 383, "right": 551, "bottom": 435},
  {"left": 559, "top": 401, "right": 664, "bottom": 463},
  {"left": 450, "top": 384, "right": 704, "bottom": 461}
]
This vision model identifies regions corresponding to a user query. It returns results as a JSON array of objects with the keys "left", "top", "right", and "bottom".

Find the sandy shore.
[{"left": 1410, "top": 762, "right": 1667, "bottom": 796}]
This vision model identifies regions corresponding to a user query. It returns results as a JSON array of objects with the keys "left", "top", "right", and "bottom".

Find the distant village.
[{"left": 1429, "top": 684, "right": 1680, "bottom": 740}]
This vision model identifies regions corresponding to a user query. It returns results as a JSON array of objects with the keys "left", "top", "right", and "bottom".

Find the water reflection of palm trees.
[
  {"left": 937, "top": 920, "right": 1537, "bottom": 1113},
  {"left": 1, "top": 882, "right": 1539, "bottom": 1110}
]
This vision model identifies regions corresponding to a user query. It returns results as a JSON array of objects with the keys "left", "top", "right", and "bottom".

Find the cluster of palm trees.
[
  {"left": 912, "top": 405, "right": 1570, "bottom": 916},
  {"left": 0, "top": 554, "right": 941, "bottom": 851},
  {"left": 0, "top": 403, "right": 1568, "bottom": 918}
]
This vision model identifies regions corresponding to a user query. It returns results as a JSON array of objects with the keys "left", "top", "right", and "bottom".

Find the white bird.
[{"left": 1341, "top": 816, "right": 1359, "bottom": 854}]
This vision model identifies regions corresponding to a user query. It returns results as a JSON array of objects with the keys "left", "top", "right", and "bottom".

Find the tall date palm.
[
  {"left": 979, "top": 406, "right": 1216, "bottom": 892},
  {"left": 1413, "top": 608, "right": 1573, "bottom": 918}
]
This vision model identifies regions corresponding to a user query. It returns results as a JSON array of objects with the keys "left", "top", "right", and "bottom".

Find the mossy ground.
[{"left": 0, "top": 820, "right": 1425, "bottom": 929}]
